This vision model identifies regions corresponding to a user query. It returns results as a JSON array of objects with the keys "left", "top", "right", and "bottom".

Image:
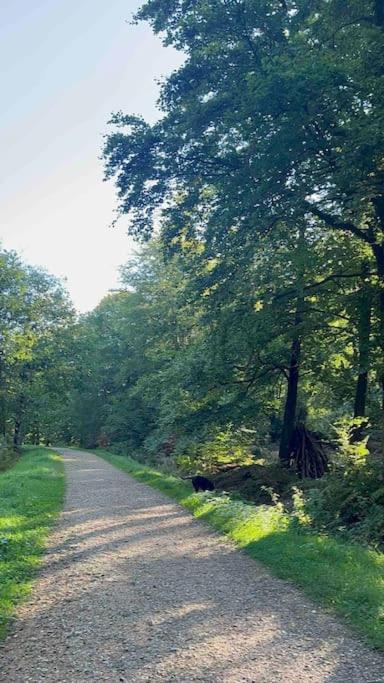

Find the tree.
[
  {"left": 103, "top": 0, "right": 384, "bottom": 424},
  {"left": 0, "top": 246, "right": 75, "bottom": 448}
]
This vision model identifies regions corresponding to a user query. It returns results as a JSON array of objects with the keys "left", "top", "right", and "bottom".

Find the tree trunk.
[
  {"left": 0, "top": 348, "right": 6, "bottom": 437},
  {"left": 353, "top": 263, "right": 372, "bottom": 418},
  {"left": 375, "top": 0, "right": 384, "bottom": 27},
  {"left": 279, "top": 326, "right": 301, "bottom": 464},
  {"left": 354, "top": 373, "right": 369, "bottom": 419},
  {"left": 372, "top": 194, "right": 384, "bottom": 409},
  {"left": 279, "top": 225, "right": 305, "bottom": 464},
  {"left": 13, "top": 394, "right": 26, "bottom": 450},
  {"left": 13, "top": 419, "right": 22, "bottom": 449},
  {"left": 372, "top": 242, "right": 384, "bottom": 411}
]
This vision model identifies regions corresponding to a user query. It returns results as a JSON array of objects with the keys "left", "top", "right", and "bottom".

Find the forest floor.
[{"left": 1, "top": 449, "right": 384, "bottom": 682}]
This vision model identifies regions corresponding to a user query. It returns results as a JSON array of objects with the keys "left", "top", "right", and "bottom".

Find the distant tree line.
[{"left": 0, "top": 247, "right": 74, "bottom": 466}]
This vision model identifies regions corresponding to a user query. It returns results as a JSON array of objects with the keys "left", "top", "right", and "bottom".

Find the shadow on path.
[{"left": 1, "top": 448, "right": 383, "bottom": 683}]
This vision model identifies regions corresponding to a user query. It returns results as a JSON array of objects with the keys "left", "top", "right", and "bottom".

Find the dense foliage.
[
  {"left": 1, "top": 1, "right": 383, "bottom": 548},
  {"left": 103, "top": 0, "right": 384, "bottom": 463},
  {"left": 0, "top": 247, "right": 75, "bottom": 465},
  {"left": 53, "top": 241, "right": 381, "bottom": 455}
]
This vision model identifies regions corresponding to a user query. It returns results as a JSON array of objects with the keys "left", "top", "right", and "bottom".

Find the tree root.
[{"left": 288, "top": 424, "right": 328, "bottom": 478}]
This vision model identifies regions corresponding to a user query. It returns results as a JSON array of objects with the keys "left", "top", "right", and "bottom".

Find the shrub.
[
  {"left": 292, "top": 421, "right": 384, "bottom": 548},
  {"left": 175, "top": 427, "right": 255, "bottom": 474}
]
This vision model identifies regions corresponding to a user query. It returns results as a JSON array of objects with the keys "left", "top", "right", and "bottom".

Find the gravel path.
[{"left": 1, "top": 448, "right": 384, "bottom": 682}]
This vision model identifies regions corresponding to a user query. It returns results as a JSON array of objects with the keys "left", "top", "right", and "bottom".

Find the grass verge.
[
  {"left": 0, "top": 447, "right": 64, "bottom": 639},
  {"left": 94, "top": 449, "right": 384, "bottom": 650}
]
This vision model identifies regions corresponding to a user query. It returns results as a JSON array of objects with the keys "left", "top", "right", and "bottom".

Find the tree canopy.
[{"left": 101, "top": 0, "right": 384, "bottom": 462}]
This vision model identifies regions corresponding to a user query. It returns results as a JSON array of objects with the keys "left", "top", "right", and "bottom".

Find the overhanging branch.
[{"left": 304, "top": 202, "right": 372, "bottom": 244}]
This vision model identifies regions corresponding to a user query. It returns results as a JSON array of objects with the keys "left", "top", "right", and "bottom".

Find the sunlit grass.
[
  {"left": 0, "top": 447, "right": 64, "bottom": 639},
  {"left": 95, "top": 449, "right": 384, "bottom": 650}
]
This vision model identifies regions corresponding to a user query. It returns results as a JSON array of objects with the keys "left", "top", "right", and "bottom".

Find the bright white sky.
[{"left": 0, "top": 0, "right": 181, "bottom": 312}]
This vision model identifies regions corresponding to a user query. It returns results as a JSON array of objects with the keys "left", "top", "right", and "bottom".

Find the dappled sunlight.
[
  {"left": 0, "top": 515, "right": 25, "bottom": 531},
  {"left": 22, "top": 502, "right": 235, "bottom": 616},
  {"left": 2, "top": 449, "right": 383, "bottom": 682},
  {"left": 132, "top": 628, "right": 338, "bottom": 683}
]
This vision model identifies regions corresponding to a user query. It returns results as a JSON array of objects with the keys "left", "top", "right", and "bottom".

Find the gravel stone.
[{"left": 1, "top": 448, "right": 384, "bottom": 682}]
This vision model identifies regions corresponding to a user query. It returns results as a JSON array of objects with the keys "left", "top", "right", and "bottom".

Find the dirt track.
[{"left": 1, "top": 448, "right": 384, "bottom": 682}]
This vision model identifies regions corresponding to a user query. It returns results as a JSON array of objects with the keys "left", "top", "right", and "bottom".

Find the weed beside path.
[
  {"left": 0, "top": 447, "right": 64, "bottom": 638},
  {"left": 95, "top": 449, "right": 384, "bottom": 650}
]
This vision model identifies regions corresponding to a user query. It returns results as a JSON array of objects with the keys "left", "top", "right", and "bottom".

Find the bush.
[
  {"left": 105, "top": 441, "right": 131, "bottom": 457},
  {"left": 175, "top": 427, "right": 255, "bottom": 474},
  {"left": 292, "top": 421, "right": 384, "bottom": 548},
  {"left": 295, "top": 463, "right": 384, "bottom": 548}
]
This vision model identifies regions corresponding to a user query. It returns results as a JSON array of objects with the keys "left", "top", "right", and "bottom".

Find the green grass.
[
  {"left": 0, "top": 447, "right": 64, "bottom": 638},
  {"left": 94, "top": 449, "right": 384, "bottom": 650}
]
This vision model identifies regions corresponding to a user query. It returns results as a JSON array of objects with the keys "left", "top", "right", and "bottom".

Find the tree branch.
[
  {"left": 304, "top": 202, "right": 372, "bottom": 244},
  {"left": 273, "top": 271, "right": 370, "bottom": 302}
]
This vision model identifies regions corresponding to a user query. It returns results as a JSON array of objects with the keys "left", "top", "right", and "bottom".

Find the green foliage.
[
  {"left": 175, "top": 427, "right": 254, "bottom": 474},
  {"left": 102, "top": 0, "right": 384, "bottom": 446},
  {"left": 63, "top": 238, "right": 379, "bottom": 464},
  {"left": 333, "top": 417, "right": 370, "bottom": 465},
  {"left": 1, "top": 3, "right": 383, "bottom": 650},
  {"left": 0, "top": 447, "right": 64, "bottom": 638},
  {"left": 294, "top": 462, "right": 384, "bottom": 549},
  {"left": 107, "top": 1, "right": 384, "bottom": 242},
  {"left": 0, "top": 245, "right": 76, "bottom": 450},
  {"left": 291, "top": 420, "right": 384, "bottom": 547},
  {"left": 213, "top": 462, "right": 298, "bottom": 505}
]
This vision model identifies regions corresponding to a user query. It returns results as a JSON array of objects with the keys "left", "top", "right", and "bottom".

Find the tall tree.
[
  {"left": 0, "top": 246, "right": 75, "bottom": 448},
  {"left": 104, "top": 0, "right": 384, "bottom": 412}
]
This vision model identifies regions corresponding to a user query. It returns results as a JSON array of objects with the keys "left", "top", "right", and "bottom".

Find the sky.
[{"left": 0, "top": 0, "right": 182, "bottom": 312}]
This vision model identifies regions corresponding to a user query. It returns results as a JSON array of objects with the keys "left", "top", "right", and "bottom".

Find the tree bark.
[
  {"left": 375, "top": 0, "right": 384, "bottom": 27},
  {"left": 279, "top": 225, "right": 305, "bottom": 464},
  {"left": 371, "top": 194, "right": 384, "bottom": 409},
  {"left": 13, "top": 394, "right": 26, "bottom": 450},
  {"left": 13, "top": 418, "right": 22, "bottom": 449},
  {"left": 372, "top": 242, "right": 384, "bottom": 411},
  {"left": 354, "top": 373, "right": 369, "bottom": 419},
  {"left": 279, "top": 322, "right": 301, "bottom": 464},
  {"left": 353, "top": 263, "right": 372, "bottom": 418},
  {"left": 0, "top": 348, "right": 6, "bottom": 437}
]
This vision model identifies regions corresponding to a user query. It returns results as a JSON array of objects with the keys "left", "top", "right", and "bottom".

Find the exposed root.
[{"left": 288, "top": 424, "right": 328, "bottom": 479}]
